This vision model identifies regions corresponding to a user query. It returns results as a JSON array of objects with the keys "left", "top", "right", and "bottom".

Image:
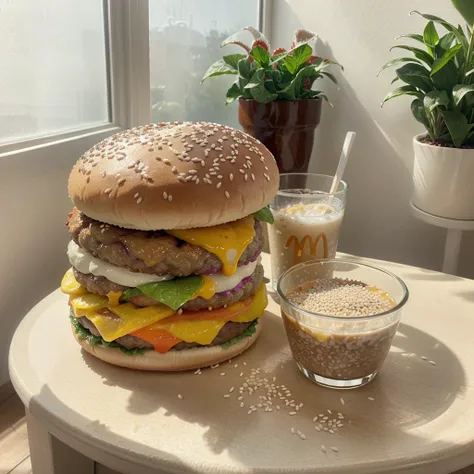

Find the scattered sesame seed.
[
  {"left": 225, "top": 191, "right": 230, "bottom": 199},
  {"left": 240, "top": 372, "right": 243, "bottom": 376},
  {"left": 300, "top": 434, "right": 306, "bottom": 440},
  {"left": 136, "top": 197, "right": 143, "bottom": 204},
  {"left": 289, "top": 411, "right": 297, "bottom": 416},
  {"left": 220, "top": 373, "right": 226, "bottom": 376},
  {"left": 331, "top": 447, "right": 339, "bottom": 452},
  {"left": 163, "top": 192, "right": 168, "bottom": 200},
  {"left": 368, "top": 397, "right": 375, "bottom": 401},
  {"left": 340, "top": 398, "right": 345, "bottom": 406},
  {"left": 321, "top": 445, "right": 327, "bottom": 453},
  {"left": 421, "top": 356, "right": 428, "bottom": 360},
  {"left": 430, "top": 360, "right": 436, "bottom": 365},
  {"left": 327, "top": 409, "right": 332, "bottom": 414},
  {"left": 224, "top": 394, "right": 231, "bottom": 398},
  {"left": 178, "top": 394, "right": 183, "bottom": 400},
  {"left": 291, "top": 427, "right": 295, "bottom": 435},
  {"left": 168, "top": 195, "right": 172, "bottom": 202}
]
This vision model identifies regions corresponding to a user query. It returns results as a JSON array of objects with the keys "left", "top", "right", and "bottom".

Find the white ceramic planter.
[{"left": 412, "top": 134, "right": 474, "bottom": 220}]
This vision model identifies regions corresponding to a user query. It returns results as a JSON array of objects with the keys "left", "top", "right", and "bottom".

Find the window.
[
  {"left": 0, "top": 0, "right": 110, "bottom": 145},
  {"left": 149, "top": 0, "right": 260, "bottom": 129}
]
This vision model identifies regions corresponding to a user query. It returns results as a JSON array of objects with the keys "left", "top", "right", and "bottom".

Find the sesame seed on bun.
[{"left": 68, "top": 122, "right": 279, "bottom": 230}]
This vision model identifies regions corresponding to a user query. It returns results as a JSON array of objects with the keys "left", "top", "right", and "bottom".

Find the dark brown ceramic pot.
[{"left": 238, "top": 98, "right": 322, "bottom": 173}]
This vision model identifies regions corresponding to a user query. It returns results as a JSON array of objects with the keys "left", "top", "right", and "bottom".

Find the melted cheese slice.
[
  {"left": 167, "top": 216, "right": 255, "bottom": 276},
  {"left": 139, "top": 284, "right": 267, "bottom": 345},
  {"left": 69, "top": 293, "right": 175, "bottom": 342},
  {"left": 193, "top": 276, "right": 216, "bottom": 300}
]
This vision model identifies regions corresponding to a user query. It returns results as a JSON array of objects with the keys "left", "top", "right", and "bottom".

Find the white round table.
[
  {"left": 410, "top": 202, "right": 474, "bottom": 275},
  {"left": 9, "top": 254, "right": 474, "bottom": 474}
]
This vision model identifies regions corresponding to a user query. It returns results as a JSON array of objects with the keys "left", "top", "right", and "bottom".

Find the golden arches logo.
[{"left": 285, "top": 233, "right": 328, "bottom": 263}]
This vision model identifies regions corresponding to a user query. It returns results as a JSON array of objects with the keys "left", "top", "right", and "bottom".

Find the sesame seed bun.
[
  {"left": 72, "top": 317, "right": 262, "bottom": 371},
  {"left": 68, "top": 122, "right": 279, "bottom": 230}
]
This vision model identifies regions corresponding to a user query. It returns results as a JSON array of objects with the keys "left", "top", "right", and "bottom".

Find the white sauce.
[{"left": 67, "top": 241, "right": 259, "bottom": 292}]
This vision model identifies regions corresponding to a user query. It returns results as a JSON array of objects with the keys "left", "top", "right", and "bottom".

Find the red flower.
[
  {"left": 303, "top": 79, "right": 311, "bottom": 89},
  {"left": 272, "top": 47, "right": 286, "bottom": 56},
  {"left": 251, "top": 40, "right": 269, "bottom": 51},
  {"left": 306, "top": 55, "right": 319, "bottom": 65}
]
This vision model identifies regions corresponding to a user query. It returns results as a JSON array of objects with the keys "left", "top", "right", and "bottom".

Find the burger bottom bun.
[{"left": 71, "top": 319, "right": 263, "bottom": 371}]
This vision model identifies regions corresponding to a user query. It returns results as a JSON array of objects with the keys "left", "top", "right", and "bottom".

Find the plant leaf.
[
  {"left": 411, "top": 98, "right": 431, "bottom": 131},
  {"left": 250, "top": 45, "right": 270, "bottom": 67},
  {"left": 382, "top": 85, "right": 423, "bottom": 105},
  {"left": 438, "top": 32, "right": 456, "bottom": 51},
  {"left": 237, "top": 57, "right": 252, "bottom": 80},
  {"left": 122, "top": 276, "right": 204, "bottom": 311},
  {"left": 292, "top": 44, "right": 313, "bottom": 67},
  {"left": 431, "top": 60, "right": 458, "bottom": 90},
  {"left": 222, "top": 54, "right": 247, "bottom": 70},
  {"left": 390, "top": 45, "right": 434, "bottom": 66},
  {"left": 423, "top": 21, "right": 439, "bottom": 54},
  {"left": 430, "top": 44, "right": 462, "bottom": 76},
  {"left": 395, "top": 33, "right": 425, "bottom": 44},
  {"left": 378, "top": 57, "right": 423, "bottom": 76},
  {"left": 280, "top": 66, "right": 320, "bottom": 100},
  {"left": 410, "top": 11, "right": 468, "bottom": 49},
  {"left": 451, "top": 0, "right": 474, "bottom": 28},
  {"left": 441, "top": 109, "right": 474, "bottom": 147},
  {"left": 453, "top": 84, "right": 474, "bottom": 106},
  {"left": 226, "top": 82, "right": 242, "bottom": 104},
  {"left": 284, "top": 55, "right": 299, "bottom": 74},
  {"left": 202, "top": 60, "right": 238, "bottom": 82},
  {"left": 423, "top": 90, "right": 450, "bottom": 113},
  {"left": 395, "top": 63, "right": 432, "bottom": 92},
  {"left": 244, "top": 69, "right": 277, "bottom": 103},
  {"left": 322, "top": 71, "right": 338, "bottom": 84},
  {"left": 252, "top": 206, "right": 274, "bottom": 224}
]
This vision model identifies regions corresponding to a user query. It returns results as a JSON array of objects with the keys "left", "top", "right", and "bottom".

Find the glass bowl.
[{"left": 277, "top": 259, "right": 409, "bottom": 389}]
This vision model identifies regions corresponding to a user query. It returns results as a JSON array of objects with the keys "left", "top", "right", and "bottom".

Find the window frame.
[
  {"left": 0, "top": 0, "right": 264, "bottom": 160},
  {"left": 0, "top": 0, "right": 151, "bottom": 160}
]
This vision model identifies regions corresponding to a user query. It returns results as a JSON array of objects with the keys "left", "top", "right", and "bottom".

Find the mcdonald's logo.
[{"left": 285, "top": 233, "right": 328, "bottom": 263}]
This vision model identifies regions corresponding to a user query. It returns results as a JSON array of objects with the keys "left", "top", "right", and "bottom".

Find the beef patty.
[
  {"left": 76, "top": 315, "right": 254, "bottom": 351},
  {"left": 68, "top": 208, "right": 263, "bottom": 277},
  {"left": 72, "top": 264, "right": 264, "bottom": 311}
]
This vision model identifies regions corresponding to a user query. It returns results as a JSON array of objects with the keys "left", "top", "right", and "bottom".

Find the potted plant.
[
  {"left": 381, "top": 8, "right": 474, "bottom": 220},
  {"left": 202, "top": 27, "right": 341, "bottom": 173}
]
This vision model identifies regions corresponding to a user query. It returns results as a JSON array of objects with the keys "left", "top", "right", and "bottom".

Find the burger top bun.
[{"left": 68, "top": 122, "right": 279, "bottom": 230}]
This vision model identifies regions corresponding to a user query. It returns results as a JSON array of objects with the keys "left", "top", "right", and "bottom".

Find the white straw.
[{"left": 329, "top": 131, "right": 356, "bottom": 196}]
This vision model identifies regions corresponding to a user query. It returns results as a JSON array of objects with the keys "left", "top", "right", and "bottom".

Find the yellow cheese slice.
[
  {"left": 78, "top": 303, "right": 176, "bottom": 342},
  {"left": 61, "top": 268, "right": 88, "bottom": 296},
  {"left": 192, "top": 276, "right": 216, "bottom": 300},
  {"left": 167, "top": 216, "right": 255, "bottom": 276}
]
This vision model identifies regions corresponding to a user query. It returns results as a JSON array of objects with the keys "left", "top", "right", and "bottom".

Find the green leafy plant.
[
  {"left": 380, "top": 11, "right": 474, "bottom": 147},
  {"left": 202, "top": 27, "right": 342, "bottom": 104}
]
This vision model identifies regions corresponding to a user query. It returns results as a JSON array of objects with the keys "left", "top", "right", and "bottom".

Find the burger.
[{"left": 61, "top": 122, "right": 279, "bottom": 371}]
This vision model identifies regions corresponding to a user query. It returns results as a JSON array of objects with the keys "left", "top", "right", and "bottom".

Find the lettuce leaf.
[
  {"left": 70, "top": 314, "right": 146, "bottom": 356},
  {"left": 252, "top": 206, "right": 274, "bottom": 224},
  {"left": 220, "top": 320, "right": 259, "bottom": 349},
  {"left": 122, "top": 276, "right": 204, "bottom": 310}
]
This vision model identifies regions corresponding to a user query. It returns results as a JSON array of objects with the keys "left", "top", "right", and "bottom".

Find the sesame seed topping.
[
  {"left": 178, "top": 394, "right": 183, "bottom": 400},
  {"left": 368, "top": 397, "right": 375, "bottom": 401},
  {"left": 229, "top": 173, "right": 234, "bottom": 181},
  {"left": 104, "top": 188, "right": 111, "bottom": 194},
  {"left": 225, "top": 191, "right": 230, "bottom": 199},
  {"left": 168, "top": 195, "right": 173, "bottom": 202},
  {"left": 136, "top": 197, "right": 143, "bottom": 204},
  {"left": 163, "top": 192, "right": 168, "bottom": 200}
]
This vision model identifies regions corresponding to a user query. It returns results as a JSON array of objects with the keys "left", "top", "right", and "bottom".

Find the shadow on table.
[{"left": 77, "top": 307, "right": 466, "bottom": 469}]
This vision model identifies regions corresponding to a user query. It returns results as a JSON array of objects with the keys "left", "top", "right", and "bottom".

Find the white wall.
[
  {"left": 269, "top": 0, "right": 474, "bottom": 278},
  {"left": 0, "top": 132, "right": 115, "bottom": 386}
]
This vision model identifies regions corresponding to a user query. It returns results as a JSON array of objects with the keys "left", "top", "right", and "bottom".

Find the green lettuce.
[
  {"left": 122, "top": 276, "right": 204, "bottom": 310},
  {"left": 70, "top": 314, "right": 146, "bottom": 356},
  {"left": 252, "top": 206, "right": 274, "bottom": 224},
  {"left": 220, "top": 320, "right": 259, "bottom": 349}
]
